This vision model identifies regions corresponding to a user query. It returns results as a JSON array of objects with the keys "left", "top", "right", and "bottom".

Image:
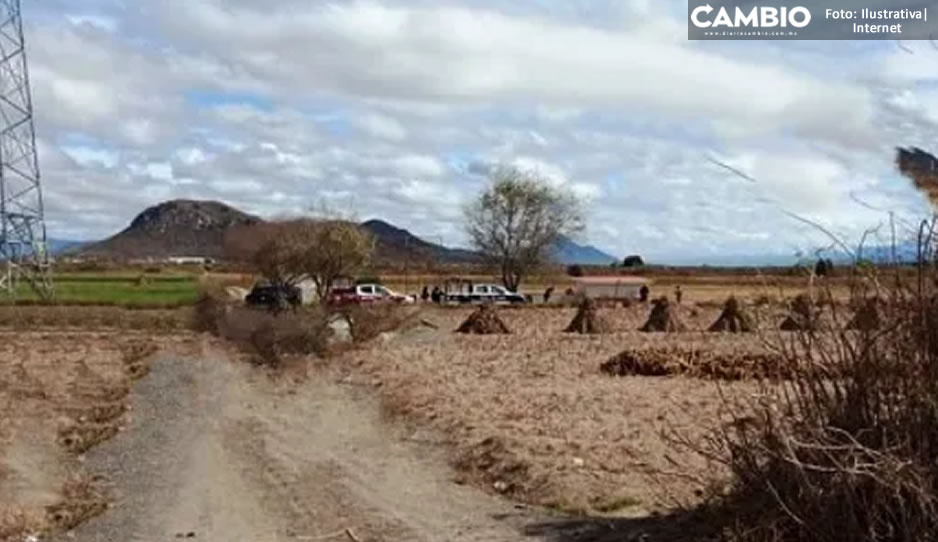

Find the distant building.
[
  {"left": 166, "top": 256, "right": 215, "bottom": 265},
  {"left": 570, "top": 276, "right": 651, "bottom": 301}
]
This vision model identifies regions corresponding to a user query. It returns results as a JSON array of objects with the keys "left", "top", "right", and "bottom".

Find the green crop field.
[{"left": 4, "top": 273, "right": 201, "bottom": 307}]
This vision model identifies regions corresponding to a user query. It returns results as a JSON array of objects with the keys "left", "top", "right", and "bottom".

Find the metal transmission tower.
[{"left": 0, "top": 0, "right": 51, "bottom": 300}]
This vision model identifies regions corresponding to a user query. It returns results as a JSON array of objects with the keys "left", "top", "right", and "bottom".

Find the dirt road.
[{"left": 60, "top": 345, "right": 541, "bottom": 542}]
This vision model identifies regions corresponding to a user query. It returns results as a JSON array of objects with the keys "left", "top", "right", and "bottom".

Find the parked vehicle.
[
  {"left": 327, "top": 283, "right": 416, "bottom": 306},
  {"left": 441, "top": 279, "right": 526, "bottom": 305},
  {"left": 245, "top": 282, "right": 302, "bottom": 310}
]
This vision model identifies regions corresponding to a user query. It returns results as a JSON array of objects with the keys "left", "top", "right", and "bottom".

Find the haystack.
[
  {"left": 564, "top": 297, "right": 611, "bottom": 334},
  {"left": 780, "top": 294, "right": 816, "bottom": 331},
  {"left": 456, "top": 304, "right": 510, "bottom": 334},
  {"left": 847, "top": 298, "right": 881, "bottom": 331},
  {"left": 640, "top": 297, "right": 687, "bottom": 332},
  {"left": 708, "top": 296, "right": 752, "bottom": 332}
]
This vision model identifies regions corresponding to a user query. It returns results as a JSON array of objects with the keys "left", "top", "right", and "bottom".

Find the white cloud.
[
  {"left": 722, "top": 151, "right": 847, "bottom": 215},
  {"left": 61, "top": 145, "right": 118, "bottom": 168},
  {"left": 22, "top": 0, "right": 935, "bottom": 263},
  {"left": 391, "top": 154, "right": 445, "bottom": 178},
  {"left": 356, "top": 112, "right": 408, "bottom": 141},
  {"left": 65, "top": 14, "right": 119, "bottom": 32},
  {"left": 162, "top": 1, "right": 872, "bottom": 147}
]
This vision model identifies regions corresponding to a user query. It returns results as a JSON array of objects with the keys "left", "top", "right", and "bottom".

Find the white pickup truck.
[
  {"left": 441, "top": 281, "right": 526, "bottom": 305},
  {"left": 328, "top": 283, "right": 416, "bottom": 306}
]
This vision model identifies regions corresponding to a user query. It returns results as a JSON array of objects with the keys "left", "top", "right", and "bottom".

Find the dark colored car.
[{"left": 245, "top": 283, "right": 301, "bottom": 310}]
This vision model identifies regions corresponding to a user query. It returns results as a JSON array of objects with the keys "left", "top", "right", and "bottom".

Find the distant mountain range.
[
  {"left": 58, "top": 199, "right": 619, "bottom": 265},
  {"left": 358, "top": 219, "right": 482, "bottom": 264},
  {"left": 552, "top": 235, "right": 618, "bottom": 265},
  {"left": 48, "top": 238, "right": 87, "bottom": 255}
]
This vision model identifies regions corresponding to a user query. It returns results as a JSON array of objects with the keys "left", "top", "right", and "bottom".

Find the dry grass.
[
  {"left": 0, "top": 305, "right": 189, "bottom": 332},
  {"left": 600, "top": 347, "right": 787, "bottom": 381},
  {"left": 681, "top": 268, "right": 938, "bottom": 542},
  {"left": 343, "top": 304, "right": 764, "bottom": 515},
  {"left": 0, "top": 332, "right": 197, "bottom": 541}
]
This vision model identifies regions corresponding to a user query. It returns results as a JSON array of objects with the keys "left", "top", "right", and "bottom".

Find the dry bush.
[
  {"left": 684, "top": 252, "right": 938, "bottom": 542},
  {"left": 203, "top": 303, "right": 330, "bottom": 366},
  {"left": 336, "top": 303, "right": 415, "bottom": 343},
  {"left": 601, "top": 346, "right": 787, "bottom": 381},
  {"left": 191, "top": 291, "right": 228, "bottom": 334}
]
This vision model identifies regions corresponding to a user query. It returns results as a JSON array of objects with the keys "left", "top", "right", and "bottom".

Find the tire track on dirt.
[{"left": 58, "top": 345, "right": 541, "bottom": 542}]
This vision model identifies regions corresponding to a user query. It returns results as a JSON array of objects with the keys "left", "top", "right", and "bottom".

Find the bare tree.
[
  {"left": 226, "top": 221, "right": 306, "bottom": 291},
  {"left": 465, "top": 166, "right": 583, "bottom": 291},
  {"left": 226, "top": 219, "right": 374, "bottom": 304},
  {"left": 299, "top": 219, "right": 374, "bottom": 303}
]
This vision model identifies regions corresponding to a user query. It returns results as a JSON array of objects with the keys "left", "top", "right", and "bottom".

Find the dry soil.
[{"left": 52, "top": 343, "right": 544, "bottom": 542}]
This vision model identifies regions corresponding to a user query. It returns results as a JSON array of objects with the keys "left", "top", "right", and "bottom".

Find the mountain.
[
  {"left": 79, "top": 199, "right": 261, "bottom": 259},
  {"left": 75, "top": 200, "right": 481, "bottom": 263},
  {"left": 551, "top": 235, "right": 618, "bottom": 265},
  {"left": 72, "top": 198, "right": 619, "bottom": 266},
  {"left": 48, "top": 238, "right": 88, "bottom": 255},
  {"left": 361, "top": 221, "right": 618, "bottom": 266},
  {"left": 360, "top": 219, "right": 481, "bottom": 264},
  {"left": 836, "top": 242, "right": 920, "bottom": 265}
]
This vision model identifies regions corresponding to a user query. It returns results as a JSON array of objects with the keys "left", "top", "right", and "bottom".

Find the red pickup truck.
[{"left": 327, "top": 283, "right": 416, "bottom": 307}]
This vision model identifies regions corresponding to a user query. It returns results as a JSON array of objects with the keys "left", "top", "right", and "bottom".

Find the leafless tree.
[
  {"left": 226, "top": 219, "right": 374, "bottom": 304},
  {"left": 226, "top": 221, "right": 306, "bottom": 291},
  {"left": 299, "top": 219, "right": 374, "bottom": 303},
  {"left": 465, "top": 166, "right": 583, "bottom": 291}
]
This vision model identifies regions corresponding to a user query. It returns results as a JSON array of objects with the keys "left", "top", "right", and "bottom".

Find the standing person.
[
  {"left": 639, "top": 284, "right": 650, "bottom": 303},
  {"left": 674, "top": 285, "right": 683, "bottom": 304},
  {"left": 421, "top": 285, "right": 430, "bottom": 303},
  {"left": 543, "top": 286, "right": 555, "bottom": 304},
  {"left": 431, "top": 286, "right": 442, "bottom": 304}
]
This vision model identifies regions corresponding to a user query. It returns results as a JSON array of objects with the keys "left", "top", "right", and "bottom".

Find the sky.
[{"left": 21, "top": 0, "right": 938, "bottom": 264}]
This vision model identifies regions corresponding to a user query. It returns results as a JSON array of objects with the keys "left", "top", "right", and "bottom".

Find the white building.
[
  {"left": 570, "top": 276, "right": 650, "bottom": 300},
  {"left": 166, "top": 256, "right": 215, "bottom": 265}
]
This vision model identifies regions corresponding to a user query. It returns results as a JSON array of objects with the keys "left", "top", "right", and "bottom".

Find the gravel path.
[{"left": 58, "top": 346, "right": 541, "bottom": 542}]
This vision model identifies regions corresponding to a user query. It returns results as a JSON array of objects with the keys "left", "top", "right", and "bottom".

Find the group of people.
[
  {"left": 416, "top": 283, "right": 685, "bottom": 305},
  {"left": 420, "top": 285, "right": 443, "bottom": 303}
]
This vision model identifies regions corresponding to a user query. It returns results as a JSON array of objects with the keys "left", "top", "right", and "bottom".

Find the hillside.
[
  {"left": 551, "top": 235, "right": 618, "bottom": 265},
  {"left": 360, "top": 219, "right": 482, "bottom": 264},
  {"left": 74, "top": 199, "right": 618, "bottom": 265},
  {"left": 77, "top": 201, "right": 480, "bottom": 263},
  {"left": 80, "top": 199, "right": 261, "bottom": 259}
]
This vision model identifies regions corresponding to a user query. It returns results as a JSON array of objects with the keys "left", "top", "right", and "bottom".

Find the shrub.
[
  {"left": 199, "top": 301, "right": 329, "bottom": 366},
  {"left": 191, "top": 292, "right": 227, "bottom": 334},
  {"left": 336, "top": 303, "right": 413, "bottom": 343},
  {"left": 687, "top": 261, "right": 938, "bottom": 542},
  {"left": 565, "top": 264, "right": 584, "bottom": 277}
]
